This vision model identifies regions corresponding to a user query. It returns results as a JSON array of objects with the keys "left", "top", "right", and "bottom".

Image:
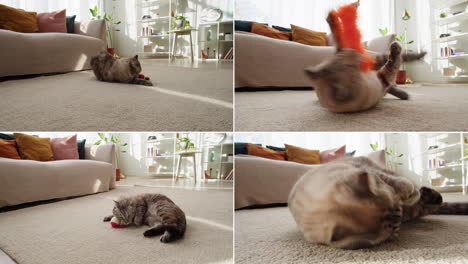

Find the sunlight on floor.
[{"left": 186, "top": 215, "right": 233, "bottom": 232}]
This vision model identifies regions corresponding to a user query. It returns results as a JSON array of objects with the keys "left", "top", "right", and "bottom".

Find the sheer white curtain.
[
  {"left": 3, "top": 0, "right": 101, "bottom": 21},
  {"left": 235, "top": 0, "right": 394, "bottom": 40},
  {"left": 235, "top": 132, "right": 385, "bottom": 156}
]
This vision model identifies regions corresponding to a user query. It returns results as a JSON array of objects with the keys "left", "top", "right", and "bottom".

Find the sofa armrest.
[
  {"left": 365, "top": 34, "right": 395, "bottom": 54},
  {"left": 75, "top": 20, "right": 107, "bottom": 44},
  {"left": 85, "top": 144, "right": 115, "bottom": 166}
]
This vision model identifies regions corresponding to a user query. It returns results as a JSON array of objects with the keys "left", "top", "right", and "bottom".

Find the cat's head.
[
  {"left": 289, "top": 160, "right": 400, "bottom": 249},
  {"left": 129, "top": 55, "right": 142, "bottom": 75},
  {"left": 112, "top": 198, "right": 136, "bottom": 225}
]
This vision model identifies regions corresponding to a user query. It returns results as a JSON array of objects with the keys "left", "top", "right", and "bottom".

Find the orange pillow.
[
  {"left": 285, "top": 144, "right": 320, "bottom": 164},
  {"left": 251, "top": 23, "right": 292, "bottom": 41},
  {"left": 14, "top": 133, "right": 55, "bottom": 161},
  {"left": 0, "top": 139, "right": 21, "bottom": 159},
  {"left": 0, "top": 4, "right": 38, "bottom": 33},
  {"left": 290, "top": 24, "right": 327, "bottom": 46},
  {"left": 246, "top": 144, "right": 286, "bottom": 161}
]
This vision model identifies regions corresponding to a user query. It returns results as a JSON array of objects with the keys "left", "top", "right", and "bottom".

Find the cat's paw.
[
  {"left": 383, "top": 207, "right": 402, "bottom": 239},
  {"left": 390, "top": 42, "right": 402, "bottom": 57},
  {"left": 160, "top": 233, "right": 172, "bottom": 243},
  {"left": 103, "top": 215, "right": 113, "bottom": 222}
]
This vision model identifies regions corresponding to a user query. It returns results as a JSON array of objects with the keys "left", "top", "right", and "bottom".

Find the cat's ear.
[
  {"left": 134, "top": 55, "right": 139, "bottom": 60},
  {"left": 113, "top": 200, "right": 119, "bottom": 206},
  {"left": 351, "top": 171, "right": 377, "bottom": 197}
]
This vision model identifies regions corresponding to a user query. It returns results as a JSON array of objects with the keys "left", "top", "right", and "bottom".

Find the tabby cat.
[
  {"left": 288, "top": 156, "right": 468, "bottom": 249},
  {"left": 305, "top": 6, "right": 425, "bottom": 113},
  {"left": 103, "top": 193, "right": 186, "bottom": 243},
  {"left": 90, "top": 51, "right": 153, "bottom": 86}
]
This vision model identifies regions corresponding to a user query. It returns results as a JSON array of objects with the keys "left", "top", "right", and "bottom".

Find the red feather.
[{"left": 335, "top": 3, "right": 375, "bottom": 72}]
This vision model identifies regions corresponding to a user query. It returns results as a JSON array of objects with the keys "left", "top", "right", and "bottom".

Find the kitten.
[
  {"left": 90, "top": 51, "right": 153, "bottom": 86},
  {"left": 103, "top": 193, "right": 186, "bottom": 243},
  {"left": 288, "top": 156, "right": 419, "bottom": 249},
  {"left": 305, "top": 9, "right": 425, "bottom": 113}
]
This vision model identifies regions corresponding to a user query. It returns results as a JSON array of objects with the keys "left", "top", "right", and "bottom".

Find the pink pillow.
[
  {"left": 50, "top": 135, "right": 79, "bottom": 160},
  {"left": 320, "top": 145, "right": 346, "bottom": 163},
  {"left": 36, "top": 9, "right": 67, "bottom": 33}
]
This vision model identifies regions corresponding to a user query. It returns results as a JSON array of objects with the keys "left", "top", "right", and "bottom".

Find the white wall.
[{"left": 105, "top": 0, "right": 233, "bottom": 57}]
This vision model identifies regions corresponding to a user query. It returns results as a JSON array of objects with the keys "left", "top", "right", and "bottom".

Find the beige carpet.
[
  {"left": 235, "top": 193, "right": 468, "bottom": 264},
  {"left": 0, "top": 186, "right": 233, "bottom": 264},
  {"left": 0, "top": 60, "right": 233, "bottom": 131},
  {"left": 235, "top": 85, "right": 468, "bottom": 131}
]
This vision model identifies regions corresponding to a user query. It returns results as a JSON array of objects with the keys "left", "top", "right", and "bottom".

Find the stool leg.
[
  {"left": 189, "top": 32, "right": 194, "bottom": 64},
  {"left": 172, "top": 33, "right": 178, "bottom": 62},
  {"left": 176, "top": 156, "right": 182, "bottom": 182},
  {"left": 192, "top": 154, "right": 197, "bottom": 184}
]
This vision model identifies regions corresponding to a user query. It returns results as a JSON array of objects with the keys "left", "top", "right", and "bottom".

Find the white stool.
[
  {"left": 175, "top": 151, "right": 200, "bottom": 183},
  {"left": 170, "top": 29, "right": 195, "bottom": 64}
]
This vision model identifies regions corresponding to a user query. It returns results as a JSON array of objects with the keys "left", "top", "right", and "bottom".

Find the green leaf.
[
  {"left": 115, "top": 21, "right": 122, "bottom": 24},
  {"left": 95, "top": 139, "right": 102, "bottom": 145},
  {"left": 98, "top": 132, "right": 105, "bottom": 140},
  {"left": 407, "top": 40, "right": 414, "bottom": 44},
  {"left": 121, "top": 143, "right": 128, "bottom": 147},
  {"left": 121, "top": 150, "right": 127, "bottom": 153},
  {"left": 115, "top": 29, "right": 121, "bottom": 31},
  {"left": 397, "top": 154, "right": 404, "bottom": 157}
]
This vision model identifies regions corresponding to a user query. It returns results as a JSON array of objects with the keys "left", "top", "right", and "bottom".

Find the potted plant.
[
  {"left": 94, "top": 133, "right": 128, "bottom": 181},
  {"left": 172, "top": 16, "right": 192, "bottom": 30},
  {"left": 395, "top": 31, "right": 414, "bottom": 84},
  {"left": 89, "top": 5, "right": 122, "bottom": 56},
  {"left": 177, "top": 137, "right": 195, "bottom": 151},
  {"left": 370, "top": 141, "right": 404, "bottom": 172}
]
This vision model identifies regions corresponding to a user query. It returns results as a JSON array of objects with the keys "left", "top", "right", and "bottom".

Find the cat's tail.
[
  {"left": 374, "top": 51, "right": 427, "bottom": 70},
  {"left": 433, "top": 202, "right": 468, "bottom": 215}
]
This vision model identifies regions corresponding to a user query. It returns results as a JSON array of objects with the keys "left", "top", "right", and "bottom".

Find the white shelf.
[
  {"left": 433, "top": 32, "right": 468, "bottom": 43},
  {"left": 435, "top": 54, "right": 468, "bottom": 60},
  {"left": 146, "top": 155, "right": 175, "bottom": 159},
  {"left": 413, "top": 143, "right": 462, "bottom": 156},
  {"left": 199, "top": 20, "right": 233, "bottom": 26},
  {"left": 138, "top": 17, "right": 171, "bottom": 23},
  {"left": 436, "top": 11, "right": 468, "bottom": 25},
  {"left": 147, "top": 138, "right": 176, "bottom": 143},
  {"left": 424, "top": 164, "right": 463, "bottom": 171}
]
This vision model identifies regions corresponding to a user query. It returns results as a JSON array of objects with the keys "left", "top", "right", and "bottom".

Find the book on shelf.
[{"left": 223, "top": 47, "right": 233, "bottom": 60}]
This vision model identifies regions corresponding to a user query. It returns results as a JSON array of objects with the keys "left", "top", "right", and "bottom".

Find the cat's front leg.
[
  {"left": 103, "top": 215, "right": 113, "bottom": 222},
  {"left": 134, "top": 206, "right": 146, "bottom": 226},
  {"left": 382, "top": 206, "right": 402, "bottom": 240},
  {"left": 129, "top": 78, "right": 153, "bottom": 86}
]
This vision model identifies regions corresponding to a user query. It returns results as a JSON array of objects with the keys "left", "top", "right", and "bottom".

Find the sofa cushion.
[
  {"left": 50, "top": 135, "right": 79, "bottom": 160},
  {"left": 246, "top": 144, "right": 286, "bottom": 161},
  {"left": 37, "top": 9, "right": 67, "bottom": 33},
  {"left": 272, "top": 25, "right": 292, "bottom": 32},
  {"left": 235, "top": 142, "right": 260, "bottom": 155},
  {"left": 251, "top": 23, "right": 291, "bottom": 41},
  {"left": 66, "top": 15, "right": 76, "bottom": 33},
  {"left": 0, "top": 4, "right": 38, "bottom": 33},
  {"left": 291, "top": 24, "right": 327, "bottom": 46},
  {"left": 266, "top": 145, "right": 286, "bottom": 151},
  {"left": 0, "top": 139, "right": 21, "bottom": 159},
  {"left": 14, "top": 133, "right": 55, "bottom": 161},
  {"left": 77, "top": 139, "right": 86, "bottom": 159},
  {"left": 235, "top": 20, "right": 267, "bottom": 32},
  {"left": 285, "top": 144, "right": 320, "bottom": 164},
  {"left": 0, "top": 133, "right": 15, "bottom": 140},
  {"left": 320, "top": 145, "right": 346, "bottom": 163}
]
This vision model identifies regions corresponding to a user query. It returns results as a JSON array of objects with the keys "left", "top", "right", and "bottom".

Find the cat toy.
[
  {"left": 330, "top": 1, "right": 375, "bottom": 72},
  {"left": 110, "top": 216, "right": 128, "bottom": 228}
]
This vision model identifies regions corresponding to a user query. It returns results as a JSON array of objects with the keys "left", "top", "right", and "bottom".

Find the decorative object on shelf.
[
  {"left": 94, "top": 133, "right": 128, "bottom": 180},
  {"left": 144, "top": 45, "right": 152, "bottom": 52},
  {"left": 370, "top": 141, "right": 404, "bottom": 171},
  {"left": 225, "top": 33, "right": 233, "bottom": 41},
  {"left": 177, "top": 137, "right": 195, "bottom": 151},
  {"left": 200, "top": 8, "right": 223, "bottom": 22},
  {"left": 142, "top": 15, "right": 152, "bottom": 20},
  {"left": 443, "top": 67, "right": 455, "bottom": 76},
  {"left": 204, "top": 133, "right": 226, "bottom": 144},
  {"left": 440, "top": 12, "right": 447, "bottom": 18},
  {"left": 147, "top": 135, "right": 157, "bottom": 141},
  {"left": 440, "top": 33, "right": 451, "bottom": 38},
  {"left": 89, "top": 5, "right": 122, "bottom": 56}
]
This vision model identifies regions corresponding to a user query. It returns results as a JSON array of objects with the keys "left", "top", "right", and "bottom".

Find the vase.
[
  {"left": 396, "top": 70, "right": 406, "bottom": 84},
  {"left": 116, "top": 168, "right": 121, "bottom": 181},
  {"left": 179, "top": 142, "right": 188, "bottom": 150}
]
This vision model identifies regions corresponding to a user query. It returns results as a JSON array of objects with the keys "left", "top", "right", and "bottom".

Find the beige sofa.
[
  {"left": 0, "top": 144, "right": 116, "bottom": 208},
  {"left": 0, "top": 20, "right": 107, "bottom": 77},
  {"left": 235, "top": 31, "right": 395, "bottom": 89}
]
